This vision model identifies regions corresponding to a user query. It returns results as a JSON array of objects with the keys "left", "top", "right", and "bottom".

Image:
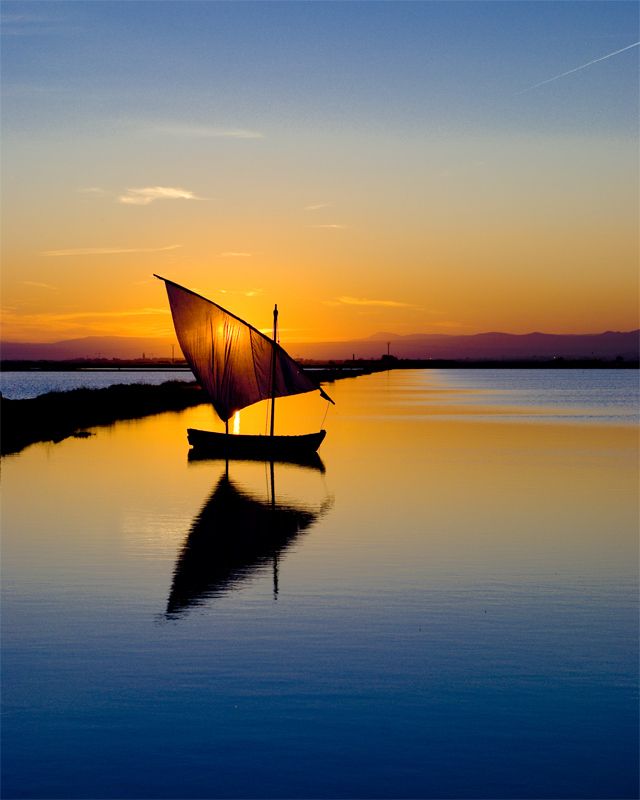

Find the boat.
[{"left": 155, "top": 275, "right": 334, "bottom": 458}]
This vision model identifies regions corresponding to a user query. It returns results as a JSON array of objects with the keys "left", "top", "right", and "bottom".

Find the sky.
[{"left": 1, "top": 1, "right": 638, "bottom": 345}]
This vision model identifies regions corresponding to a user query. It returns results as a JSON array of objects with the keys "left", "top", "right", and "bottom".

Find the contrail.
[{"left": 518, "top": 41, "right": 639, "bottom": 94}]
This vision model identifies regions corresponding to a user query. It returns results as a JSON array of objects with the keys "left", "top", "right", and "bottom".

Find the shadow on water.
[{"left": 166, "top": 462, "right": 332, "bottom": 617}]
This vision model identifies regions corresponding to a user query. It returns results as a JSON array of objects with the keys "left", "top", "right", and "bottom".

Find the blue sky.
[{"left": 3, "top": 2, "right": 638, "bottom": 136}]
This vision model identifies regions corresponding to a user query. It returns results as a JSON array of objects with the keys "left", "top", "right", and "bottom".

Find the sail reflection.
[{"left": 166, "top": 467, "right": 331, "bottom": 616}]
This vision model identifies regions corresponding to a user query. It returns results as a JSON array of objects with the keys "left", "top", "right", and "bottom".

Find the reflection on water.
[
  {"left": 167, "top": 467, "right": 332, "bottom": 615},
  {"left": 187, "top": 449, "right": 327, "bottom": 473},
  {"left": 1, "top": 369, "right": 638, "bottom": 800}
]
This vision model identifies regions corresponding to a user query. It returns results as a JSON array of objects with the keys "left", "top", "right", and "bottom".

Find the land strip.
[{"left": 0, "top": 381, "right": 208, "bottom": 456}]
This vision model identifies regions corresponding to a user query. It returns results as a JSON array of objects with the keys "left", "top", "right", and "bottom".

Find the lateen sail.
[{"left": 156, "top": 276, "right": 333, "bottom": 422}]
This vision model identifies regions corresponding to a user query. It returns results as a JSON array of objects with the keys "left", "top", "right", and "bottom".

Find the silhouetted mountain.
[
  {"left": 1, "top": 335, "right": 175, "bottom": 361},
  {"left": 292, "top": 330, "right": 639, "bottom": 361},
  {"left": 2, "top": 329, "right": 638, "bottom": 363}
]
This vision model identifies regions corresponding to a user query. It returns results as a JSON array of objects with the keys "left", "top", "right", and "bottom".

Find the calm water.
[
  {"left": 2, "top": 370, "right": 638, "bottom": 799},
  {"left": 1, "top": 369, "right": 194, "bottom": 399}
]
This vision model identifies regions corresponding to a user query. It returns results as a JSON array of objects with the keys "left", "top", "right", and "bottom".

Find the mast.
[{"left": 270, "top": 304, "right": 278, "bottom": 437}]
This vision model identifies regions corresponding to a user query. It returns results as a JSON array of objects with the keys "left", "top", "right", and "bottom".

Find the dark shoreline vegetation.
[
  {"left": 0, "top": 381, "right": 205, "bottom": 456},
  {"left": 2, "top": 358, "right": 637, "bottom": 456}
]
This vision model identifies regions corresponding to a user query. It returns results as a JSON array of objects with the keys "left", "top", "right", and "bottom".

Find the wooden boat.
[
  {"left": 155, "top": 275, "right": 334, "bottom": 458},
  {"left": 187, "top": 429, "right": 326, "bottom": 464}
]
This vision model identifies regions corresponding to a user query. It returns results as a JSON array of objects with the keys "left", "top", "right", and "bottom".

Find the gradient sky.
[{"left": 1, "top": 1, "right": 638, "bottom": 344}]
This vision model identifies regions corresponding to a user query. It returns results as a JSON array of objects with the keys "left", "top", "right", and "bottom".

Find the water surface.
[
  {"left": 0, "top": 369, "right": 194, "bottom": 400},
  {"left": 2, "top": 370, "right": 638, "bottom": 798}
]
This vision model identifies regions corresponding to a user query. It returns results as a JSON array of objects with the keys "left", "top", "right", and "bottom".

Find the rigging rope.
[{"left": 320, "top": 397, "right": 331, "bottom": 429}]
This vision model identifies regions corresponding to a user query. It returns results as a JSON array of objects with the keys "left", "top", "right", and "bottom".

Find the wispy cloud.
[
  {"left": 331, "top": 296, "right": 413, "bottom": 308},
  {"left": 518, "top": 41, "right": 640, "bottom": 94},
  {"left": 78, "top": 186, "right": 108, "bottom": 195},
  {"left": 1, "top": 12, "right": 79, "bottom": 38},
  {"left": 311, "top": 224, "right": 347, "bottom": 229},
  {"left": 1, "top": 82, "right": 69, "bottom": 97},
  {"left": 1, "top": 307, "right": 172, "bottom": 339},
  {"left": 219, "top": 252, "right": 252, "bottom": 258},
  {"left": 43, "top": 244, "right": 182, "bottom": 257},
  {"left": 219, "top": 288, "right": 263, "bottom": 297},
  {"left": 53, "top": 308, "right": 169, "bottom": 320},
  {"left": 20, "top": 281, "right": 59, "bottom": 290},
  {"left": 118, "top": 187, "right": 199, "bottom": 206},
  {"left": 153, "top": 123, "right": 264, "bottom": 139},
  {"left": 305, "top": 202, "right": 331, "bottom": 211}
]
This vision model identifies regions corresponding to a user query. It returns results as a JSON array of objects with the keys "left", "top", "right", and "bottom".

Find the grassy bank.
[{"left": 1, "top": 380, "right": 206, "bottom": 456}]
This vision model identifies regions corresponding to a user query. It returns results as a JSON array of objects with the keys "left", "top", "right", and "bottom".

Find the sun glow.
[{"left": 233, "top": 411, "right": 240, "bottom": 435}]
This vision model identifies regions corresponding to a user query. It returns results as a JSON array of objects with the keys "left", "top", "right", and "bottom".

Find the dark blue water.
[
  {"left": 0, "top": 369, "right": 195, "bottom": 399},
  {"left": 2, "top": 370, "right": 638, "bottom": 798}
]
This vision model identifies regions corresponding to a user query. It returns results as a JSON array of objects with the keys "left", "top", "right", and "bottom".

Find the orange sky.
[{"left": 2, "top": 4, "right": 638, "bottom": 344}]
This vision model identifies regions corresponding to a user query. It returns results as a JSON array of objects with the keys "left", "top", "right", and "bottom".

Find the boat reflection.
[
  {"left": 166, "top": 464, "right": 332, "bottom": 616},
  {"left": 188, "top": 448, "right": 327, "bottom": 474}
]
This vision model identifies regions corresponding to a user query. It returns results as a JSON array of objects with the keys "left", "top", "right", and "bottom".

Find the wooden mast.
[
  {"left": 270, "top": 304, "right": 278, "bottom": 438},
  {"left": 269, "top": 313, "right": 277, "bottom": 595}
]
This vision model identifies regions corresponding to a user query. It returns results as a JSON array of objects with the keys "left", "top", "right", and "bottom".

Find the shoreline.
[
  {"left": 0, "top": 381, "right": 205, "bottom": 456},
  {"left": 1, "top": 357, "right": 638, "bottom": 372}
]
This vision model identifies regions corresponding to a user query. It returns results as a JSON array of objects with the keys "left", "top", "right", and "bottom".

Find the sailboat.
[{"left": 155, "top": 275, "right": 334, "bottom": 457}]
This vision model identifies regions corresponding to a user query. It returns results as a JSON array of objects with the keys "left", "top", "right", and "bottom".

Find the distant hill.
[
  {"left": 0, "top": 336, "right": 176, "bottom": 361},
  {"left": 1, "top": 330, "right": 638, "bottom": 362},
  {"left": 290, "top": 330, "right": 640, "bottom": 361}
]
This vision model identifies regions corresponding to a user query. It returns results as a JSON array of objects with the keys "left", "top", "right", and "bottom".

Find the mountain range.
[{"left": 1, "top": 330, "right": 638, "bottom": 362}]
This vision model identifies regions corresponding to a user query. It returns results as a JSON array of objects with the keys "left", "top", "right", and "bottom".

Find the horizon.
[
  {"left": 2, "top": 325, "right": 639, "bottom": 348},
  {"left": 2, "top": 2, "right": 639, "bottom": 343},
  {"left": 2, "top": 327, "right": 637, "bottom": 364}
]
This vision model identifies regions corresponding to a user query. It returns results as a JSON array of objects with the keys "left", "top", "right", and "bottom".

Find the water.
[
  {"left": 2, "top": 370, "right": 638, "bottom": 799},
  {"left": 0, "top": 369, "right": 195, "bottom": 400},
  {"left": 422, "top": 368, "right": 639, "bottom": 424}
]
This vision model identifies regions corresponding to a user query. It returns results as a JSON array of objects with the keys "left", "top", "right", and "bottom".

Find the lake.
[
  {"left": 1, "top": 369, "right": 638, "bottom": 799},
  {"left": 1, "top": 369, "right": 195, "bottom": 400}
]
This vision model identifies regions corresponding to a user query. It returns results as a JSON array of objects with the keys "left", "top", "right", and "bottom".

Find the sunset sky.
[{"left": 1, "top": 1, "right": 638, "bottom": 345}]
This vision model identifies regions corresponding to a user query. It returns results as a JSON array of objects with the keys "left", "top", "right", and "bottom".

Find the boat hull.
[{"left": 187, "top": 428, "right": 326, "bottom": 459}]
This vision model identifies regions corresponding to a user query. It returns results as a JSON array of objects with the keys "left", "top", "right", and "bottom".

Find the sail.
[{"left": 156, "top": 276, "right": 333, "bottom": 422}]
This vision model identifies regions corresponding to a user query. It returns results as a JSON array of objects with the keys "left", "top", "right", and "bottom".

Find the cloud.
[
  {"left": 218, "top": 288, "right": 263, "bottom": 297},
  {"left": 153, "top": 124, "right": 263, "bottom": 139},
  {"left": 118, "top": 187, "right": 199, "bottom": 205},
  {"left": 219, "top": 252, "right": 252, "bottom": 258},
  {"left": 518, "top": 40, "right": 640, "bottom": 94},
  {"left": 78, "top": 186, "right": 108, "bottom": 195},
  {"left": 332, "top": 296, "right": 413, "bottom": 308},
  {"left": 1, "top": 307, "right": 172, "bottom": 339},
  {"left": 52, "top": 308, "right": 170, "bottom": 319},
  {"left": 43, "top": 244, "right": 182, "bottom": 256},
  {"left": 305, "top": 202, "right": 331, "bottom": 211},
  {"left": 20, "top": 281, "right": 59, "bottom": 290},
  {"left": 311, "top": 224, "right": 347, "bottom": 229}
]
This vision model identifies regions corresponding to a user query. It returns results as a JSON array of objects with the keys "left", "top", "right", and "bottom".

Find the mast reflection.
[{"left": 166, "top": 464, "right": 331, "bottom": 616}]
